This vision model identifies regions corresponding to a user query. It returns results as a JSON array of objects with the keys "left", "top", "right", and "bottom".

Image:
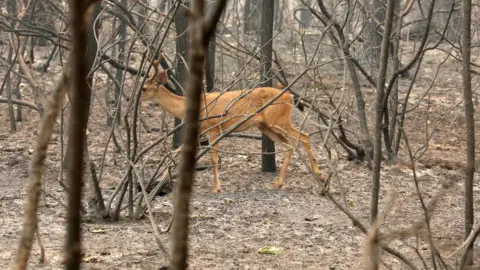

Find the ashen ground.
[{"left": 1, "top": 47, "right": 480, "bottom": 269}]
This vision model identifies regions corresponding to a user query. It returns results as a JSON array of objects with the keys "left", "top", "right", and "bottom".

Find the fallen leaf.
[
  {"left": 91, "top": 228, "right": 106, "bottom": 234},
  {"left": 258, "top": 246, "right": 282, "bottom": 255},
  {"left": 82, "top": 255, "right": 99, "bottom": 263}
]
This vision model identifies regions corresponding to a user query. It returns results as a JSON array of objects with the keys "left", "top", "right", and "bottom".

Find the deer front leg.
[{"left": 209, "top": 132, "right": 221, "bottom": 192}]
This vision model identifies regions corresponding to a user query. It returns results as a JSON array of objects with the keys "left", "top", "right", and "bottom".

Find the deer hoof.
[
  {"left": 213, "top": 187, "right": 221, "bottom": 193},
  {"left": 314, "top": 171, "right": 324, "bottom": 182},
  {"left": 271, "top": 181, "right": 284, "bottom": 189},
  {"left": 318, "top": 175, "right": 325, "bottom": 183}
]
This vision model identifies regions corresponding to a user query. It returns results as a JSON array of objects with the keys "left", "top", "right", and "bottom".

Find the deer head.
[{"left": 140, "top": 59, "right": 169, "bottom": 102}]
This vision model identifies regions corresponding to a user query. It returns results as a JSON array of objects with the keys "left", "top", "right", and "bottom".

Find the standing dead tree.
[
  {"left": 460, "top": 0, "right": 475, "bottom": 267},
  {"left": 259, "top": 0, "right": 276, "bottom": 173},
  {"left": 13, "top": 0, "right": 97, "bottom": 268},
  {"left": 14, "top": 68, "right": 70, "bottom": 270},
  {"left": 65, "top": 0, "right": 94, "bottom": 268},
  {"left": 300, "top": 0, "right": 373, "bottom": 159},
  {"left": 169, "top": 0, "right": 228, "bottom": 269},
  {"left": 370, "top": 0, "right": 396, "bottom": 223}
]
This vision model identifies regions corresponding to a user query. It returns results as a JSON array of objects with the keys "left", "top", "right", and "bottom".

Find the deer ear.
[
  {"left": 274, "top": 82, "right": 285, "bottom": 89},
  {"left": 156, "top": 70, "right": 168, "bottom": 84}
]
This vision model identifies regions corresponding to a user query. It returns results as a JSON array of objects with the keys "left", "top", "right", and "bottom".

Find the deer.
[{"left": 140, "top": 56, "right": 324, "bottom": 193}]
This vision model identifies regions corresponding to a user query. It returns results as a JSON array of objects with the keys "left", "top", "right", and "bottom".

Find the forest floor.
[{"left": 1, "top": 40, "right": 480, "bottom": 270}]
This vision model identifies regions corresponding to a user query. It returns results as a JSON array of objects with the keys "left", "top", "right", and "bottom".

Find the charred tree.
[
  {"left": 205, "top": 0, "right": 216, "bottom": 93},
  {"left": 170, "top": 1, "right": 227, "bottom": 269},
  {"left": 460, "top": 0, "right": 475, "bottom": 267},
  {"left": 371, "top": 0, "right": 395, "bottom": 223},
  {"left": 64, "top": 2, "right": 100, "bottom": 170},
  {"left": 273, "top": 0, "right": 283, "bottom": 31},
  {"left": 65, "top": 0, "right": 97, "bottom": 268},
  {"left": 113, "top": 0, "right": 127, "bottom": 126},
  {"left": 173, "top": 0, "right": 190, "bottom": 149},
  {"left": 259, "top": 0, "right": 276, "bottom": 172},
  {"left": 244, "top": 0, "right": 260, "bottom": 34},
  {"left": 6, "top": 0, "right": 16, "bottom": 131},
  {"left": 298, "top": 0, "right": 311, "bottom": 29},
  {"left": 363, "top": 0, "right": 385, "bottom": 76}
]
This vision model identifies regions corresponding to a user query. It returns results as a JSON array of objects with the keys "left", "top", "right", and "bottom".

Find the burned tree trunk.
[
  {"left": 259, "top": 0, "right": 276, "bottom": 172},
  {"left": 64, "top": 2, "right": 101, "bottom": 170},
  {"left": 65, "top": 1, "right": 100, "bottom": 268},
  {"left": 170, "top": 1, "right": 227, "bottom": 269},
  {"left": 460, "top": 0, "right": 475, "bottom": 267},
  {"left": 173, "top": 1, "right": 190, "bottom": 149},
  {"left": 371, "top": 0, "right": 395, "bottom": 224}
]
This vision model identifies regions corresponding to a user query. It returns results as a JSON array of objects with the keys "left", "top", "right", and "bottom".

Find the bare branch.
[
  {"left": 14, "top": 71, "right": 69, "bottom": 270},
  {"left": 0, "top": 98, "right": 41, "bottom": 114}
]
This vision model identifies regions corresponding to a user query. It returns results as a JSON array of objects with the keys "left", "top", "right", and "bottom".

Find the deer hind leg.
[
  {"left": 278, "top": 125, "right": 324, "bottom": 183},
  {"left": 258, "top": 125, "right": 293, "bottom": 188},
  {"left": 208, "top": 131, "right": 221, "bottom": 193}
]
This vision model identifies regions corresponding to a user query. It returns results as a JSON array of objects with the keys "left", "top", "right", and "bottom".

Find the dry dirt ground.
[{"left": 1, "top": 42, "right": 480, "bottom": 270}]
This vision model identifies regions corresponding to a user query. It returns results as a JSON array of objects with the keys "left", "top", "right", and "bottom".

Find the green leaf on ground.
[{"left": 258, "top": 246, "right": 282, "bottom": 255}]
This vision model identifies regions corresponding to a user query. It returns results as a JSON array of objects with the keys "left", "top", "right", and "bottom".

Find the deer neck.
[{"left": 154, "top": 86, "right": 186, "bottom": 118}]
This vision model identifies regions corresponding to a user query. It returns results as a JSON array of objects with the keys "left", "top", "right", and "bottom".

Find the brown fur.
[{"left": 141, "top": 58, "right": 324, "bottom": 192}]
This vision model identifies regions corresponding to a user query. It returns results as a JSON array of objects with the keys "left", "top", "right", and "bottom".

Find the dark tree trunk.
[
  {"left": 170, "top": 1, "right": 227, "bottom": 269},
  {"left": 363, "top": 0, "right": 385, "bottom": 76},
  {"left": 65, "top": 0, "right": 96, "bottom": 268},
  {"left": 460, "top": 0, "right": 475, "bottom": 267},
  {"left": 106, "top": 17, "right": 116, "bottom": 127},
  {"left": 137, "top": 0, "right": 148, "bottom": 30},
  {"left": 371, "top": 0, "right": 395, "bottom": 224},
  {"left": 114, "top": 0, "right": 126, "bottom": 125},
  {"left": 36, "top": 2, "right": 50, "bottom": 47},
  {"left": 387, "top": 0, "right": 402, "bottom": 160},
  {"left": 298, "top": 0, "right": 311, "bottom": 28},
  {"left": 14, "top": 75, "right": 23, "bottom": 122},
  {"left": 64, "top": 2, "right": 100, "bottom": 170},
  {"left": 273, "top": 0, "right": 283, "bottom": 31},
  {"left": 315, "top": 0, "right": 372, "bottom": 158},
  {"left": 259, "top": 0, "right": 275, "bottom": 172},
  {"left": 244, "top": 0, "right": 260, "bottom": 34},
  {"left": 446, "top": 0, "right": 463, "bottom": 41},
  {"left": 205, "top": 0, "right": 216, "bottom": 93},
  {"left": 173, "top": 0, "right": 190, "bottom": 149},
  {"left": 6, "top": 0, "right": 16, "bottom": 131}
]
